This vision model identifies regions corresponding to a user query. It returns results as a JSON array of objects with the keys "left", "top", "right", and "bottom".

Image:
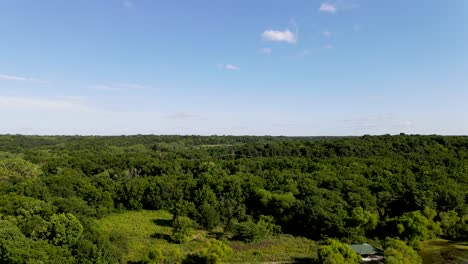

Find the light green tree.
[
  {"left": 0, "top": 158, "right": 41, "bottom": 183},
  {"left": 0, "top": 220, "right": 33, "bottom": 264},
  {"left": 439, "top": 210, "right": 460, "bottom": 238},
  {"left": 384, "top": 239, "right": 422, "bottom": 264},
  {"left": 351, "top": 207, "right": 379, "bottom": 234},
  {"left": 318, "top": 239, "right": 362, "bottom": 264},
  {"left": 396, "top": 210, "right": 441, "bottom": 242},
  {"left": 48, "top": 213, "right": 84, "bottom": 246}
]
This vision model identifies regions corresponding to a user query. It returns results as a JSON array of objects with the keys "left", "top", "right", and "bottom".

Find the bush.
[
  {"left": 318, "top": 239, "right": 362, "bottom": 264},
  {"left": 233, "top": 220, "right": 268, "bottom": 243},
  {"left": 203, "top": 239, "right": 233, "bottom": 263},
  {"left": 171, "top": 216, "right": 193, "bottom": 243},
  {"left": 182, "top": 253, "right": 211, "bottom": 264},
  {"left": 164, "top": 247, "right": 183, "bottom": 263},
  {"left": 147, "top": 248, "right": 164, "bottom": 264},
  {"left": 384, "top": 239, "right": 422, "bottom": 264},
  {"left": 182, "top": 240, "right": 232, "bottom": 264},
  {"left": 257, "top": 215, "right": 281, "bottom": 235}
]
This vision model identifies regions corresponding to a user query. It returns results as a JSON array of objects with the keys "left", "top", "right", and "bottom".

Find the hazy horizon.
[{"left": 1, "top": 0, "right": 467, "bottom": 136}]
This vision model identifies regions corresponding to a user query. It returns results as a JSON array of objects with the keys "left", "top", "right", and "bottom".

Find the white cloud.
[
  {"left": 323, "top": 29, "right": 332, "bottom": 37},
  {"left": 0, "top": 74, "right": 45, "bottom": 83},
  {"left": 319, "top": 3, "right": 337, "bottom": 13},
  {"left": 261, "top": 29, "right": 297, "bottom": 44},
  {"left": 0, "top": 96, "right": 89, "bottom": 111},
  {"left": 324, "top": 44, "right": 334, "bottom": 49},
  {"left": 260, "top": 47, "right": 273, "bottom": 55},
  {"left": 225, "top": 64, "right": 240, "bottom": 71},
  {"left": 218, "top": 64, "right": 240, "bottom": 71}
]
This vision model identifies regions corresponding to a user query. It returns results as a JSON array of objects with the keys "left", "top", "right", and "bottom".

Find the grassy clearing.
[
  {"left": 96, "top": 210, "right": 318, "bottom": 263},
  {"left": 96, "top": 210, "right": 207, "bottom": 262},
  {"left": 419, "top": 239, "right": 468, "bottom": 264},
  {"left": 227, "top": 235, "right": 318, "bottom": 263}
]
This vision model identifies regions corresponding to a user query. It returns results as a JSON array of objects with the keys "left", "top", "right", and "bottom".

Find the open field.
[
  {"left": 96, "top": 210, "right": 318, "bottom": 263},
  {"left": 419, "top": 239, "right": 468, "bottom": 264},
  {"left": 96, "top": 210, "right": 207, "bottom": 262},
  {"left": 227, "top": 235, "right": 318, "bottom": 263}
]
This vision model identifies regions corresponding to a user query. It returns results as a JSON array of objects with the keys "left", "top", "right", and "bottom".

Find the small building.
[{"left": 349, "top": 243, "right": 385, "bottom": 263}]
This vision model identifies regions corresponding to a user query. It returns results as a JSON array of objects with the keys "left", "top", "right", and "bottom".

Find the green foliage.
[
  {"left": 183, "top": 240, "right": 233, "bottom": 264},
  {"left": 194, "top": 185, "right": 221, "bottom": 229},
  {"left": 109, "top": 230, "right": 130, "bottom": 260},
  {"left": 202, "top": 239, "right": 233, "bottom": 263},
  {"left": 318, "top": 239, "right": 362, "bottom": 264},
  {"left": 232, "top": 215, "right": 281, "bottom": 243},
  {"left": 0, "top": 157, "right": 41, "bottom": 184},
  {"left": 171, "top": 216, "right": 194, "bottom": 243},
  {"left": 439, "top": 210, "right": 461, "bottom": 239},
  {"left": 147, "top": 248, "right": 164, "bottom": 263},
  {"left": 164, "top": 247, "right": 183, "bottom": 263},
  {"left": 0, "top": 219, "right": 33, "bottom": 264},
  {"left": 182, "top": 253, "right": 211, "bottom": 264},
  {"left": 257, "top": 215, "right": 282, "bottom": 235},
  {"left": 394, "top": 210, "right": 441, "bottom": 242},
  {"left": 350, "top": 207, "right": 378, "bottom": 235},
  {"left": 0, "top": 194, "right": 56, "bottom": 239},
  {"left": 48, "top": 213, "right": 84, "bottom": 246},
  {"left": 0, "top": 135, "right": 467, "bottom": 262},
  {"left": 384, "top": 239, "right": 422, "bottom": 264},
  {"left": 233, "top": 220, "right": 268, "bottom": 243}
]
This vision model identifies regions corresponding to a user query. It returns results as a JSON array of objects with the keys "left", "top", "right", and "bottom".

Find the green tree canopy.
[{"left": 318, "top": 239, "right": 362, "bottom": 264}]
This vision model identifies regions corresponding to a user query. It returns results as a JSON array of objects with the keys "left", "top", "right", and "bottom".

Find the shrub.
[
  {"left": 318, "top": 239, "right": 362, "bottom": 264},
  {"left": 182, "top": 240, "right": 232, "bottom": 264},
  {"left": 147, "top": 248, "right": 164, "bottom": 264},
  {"left": 171, "top": 216, "right": 193, "bottom": 243},
  {"left": 384, "top": 238, "right": 422, "bottom": 264},
  {"left": 257, "top": 215, "right": 281, "bottom": 235},
  {"left": 233, "top": 220, "right": 268, "bottom": 243}
]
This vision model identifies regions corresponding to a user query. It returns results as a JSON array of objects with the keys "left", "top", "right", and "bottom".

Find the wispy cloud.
[
  {"left": 92, "top": 83, "right": 151, "bottom": 91},
  {"left": 324, "top": 44, "right": 334, "bottom": 49},
  {"left": 0, "top": 74, "right": 45, "bottom": 83},
  {"left": 353, "top": 24, "right": 363, "bottom": 32},
  {"left": 343, "top": 114, "right": 414, "bottom": 132},
  {"left": 93, "top": 85, "right": 121, "bottom": 91},
  {"left": 297, "top": 50, "right": 311, "bottom": 57},
  {"left": 123, "top": 0, "right": 134, "bottom": 8},
  {"left": 260, "top": 47, "right": 273, "bottom": 55},
  {"left": 398, "top": 121, "right": 413, "bottom": 127},
  {"left": 343, "top": 114, "right": 391, "bottom": 130},
  {"left": 319, "top": 3, "right": 337, "bottom": 13},
  {"left": 0, "top": 96, "right": 89, "bottom": 111},
  {"left": 166, "top": 112, "right": 199, "bottom": 120},
  {"left": 261, "top": 29, "right": 297, "bottom": 44},
  {"left": 323, "top": 29, "right": 332, "bottom": 37},
  {"left": 218, "top": 64, "right": 240, "bottom": 71},
  {"left": 118, "top": 83, "right": 151, "bottom": 89}
]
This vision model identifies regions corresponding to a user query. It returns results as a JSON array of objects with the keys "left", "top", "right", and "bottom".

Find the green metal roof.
[{"left": 349, "top": 243, "right": 384, "bottom": 255}]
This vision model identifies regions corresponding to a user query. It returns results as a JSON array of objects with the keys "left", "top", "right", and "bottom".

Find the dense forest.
[{"left": 0, "top": 134, "right": 467, "bottom": 263}]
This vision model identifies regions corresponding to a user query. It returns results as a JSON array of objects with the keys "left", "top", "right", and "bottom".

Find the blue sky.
[{"left": 0, "top": 0, "right": 467, "bottom": 136}]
